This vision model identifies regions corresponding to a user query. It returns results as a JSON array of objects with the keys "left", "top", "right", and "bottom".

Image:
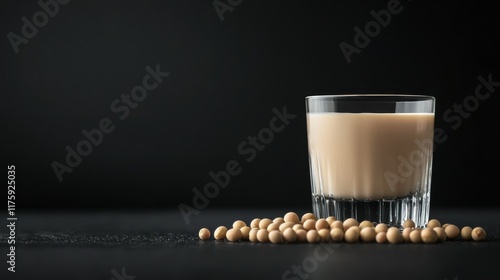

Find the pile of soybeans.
[{"left": 198, "top": 212, "right": 486, "bottom": 244}]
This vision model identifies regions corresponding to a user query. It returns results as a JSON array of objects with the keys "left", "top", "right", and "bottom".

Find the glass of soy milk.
[{"left": 305, "top": 94, "right": 435, "bottom": 228}]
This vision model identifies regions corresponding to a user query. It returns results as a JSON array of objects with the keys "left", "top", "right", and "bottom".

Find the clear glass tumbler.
[{"left": 306, "top": 94, "right": 435, "bottom": 228}]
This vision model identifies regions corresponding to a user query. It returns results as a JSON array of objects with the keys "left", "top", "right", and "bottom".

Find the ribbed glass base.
[{"left": 312, "top": 192, "right": 430, "bottom": 228}]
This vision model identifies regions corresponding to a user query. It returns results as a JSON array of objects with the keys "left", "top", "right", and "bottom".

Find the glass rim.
[{"left": 305, "top": 94, "right": 435, "bottom": 101}]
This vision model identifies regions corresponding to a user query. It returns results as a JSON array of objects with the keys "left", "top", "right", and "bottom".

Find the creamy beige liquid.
[{"left": 307, "top": 113, "right": 434, "bottom": 200}]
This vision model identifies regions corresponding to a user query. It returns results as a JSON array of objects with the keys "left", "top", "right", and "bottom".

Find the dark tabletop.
[{"left": 1, "top": 208, "right": 499, "bottom": 280}]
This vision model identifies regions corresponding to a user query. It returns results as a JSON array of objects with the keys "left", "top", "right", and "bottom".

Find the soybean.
[
  {"left": 409, "top": 229, "right": 422, "bottom": 243},
  {"left": 273, "top": 217, "right": 285, "bottom": 225},
  {"left": 461, "top": 226, "right": 473, "bottom": 240},
  {"left": 359, "top": 220, "right": 374, "bottom": 229},
  {"left": 326, "top": 216, "right": 337, "bottom": 224},
  {"left": 426, "top": 219, "right": 441, "bottom": 229},
  {"left": 343, "top": 218, "right": 359, "bottom": 231},
  {"left": 232, "top": 220, "right": 246, "bottom": 229},
  {"left": 295, "top": 229, "right": 307, "bottom": 243},
  {"left": 240, "top": 226, "right": 251, "bottom": 240},
  {"left": 283, "top": 228, "right": 297, "bottom": 243},
  {"left": 360, "top": 227, "right": 376, "bottom": 242},
  {"left": 306, "top": 230, "right": 320, "bottom": 243},
  {"left": 433, "top": 227, "right": 446, "bottom": 242},
  {"left": 249, "top": 228, "right": 259, "bottom": 242},
  {"left": 318, "top": 228, "right": 330, "bottom": 242},
  {"left": 344, "top": 227, "right": 360, "bottom": 243},
  {"left": 387, "top": 227, "right": 403, "bottom": 244},
  {"left": 402, "top": 228, "right": 413, "bottom": 242},
  {"left": 259, "top": 218, "right": 273, "bottom": 230},
  {"left": 269, "top": 230, "right": 284, "bottom": 244},
  {"left": 376, "top": 232, "right": 387, "bottom": 244},
  {"left": 250, "top": 218, "right": 261, "bottom": 229},
  {"left": 214, "top": 226, "right": 228, "bottom": 240},
  {"left": 284, "top": 212, "right": 300, "bottom": 223},
  {"left": 375, "top": 223, "right": 388, "bottom": 233},
  {"left": 198, "top": 228, "right": 211, "bottom": 240},
  {"left": 279, "top": 222, "right": 295, "bottom": 232},
  {"left": 315, "top": 219, "right": 330, "bottom": 231},
  {"left": 303, "top": 219, "right": 316, "bottom": 231},
  {"left": 403, "top": 219, "right": 415, "bottom": 229},
  {"left": 293, "top": 224, "right": 304, "bottom": 231},
  {"left": 471, "top": 227, "right": 486, "bottom": 241},
  {"left": 226, "top": 228, "right": 242, "bottom": 242},
  {"left": 267, "top": 223, "right": 280, "bottom": 232},
  {"left": 330, "top": 220, "right": 344, "bottom": 230},
  {"left": 421, "top": 228, "right": 438, "bottom": 243},
  {"left": 257, "top": 229, "right": 269, "bottom": 243},
  {"left": 444, "top": 224, "right": 460, "bottom": 240},
  {"left": 301, "top": 213, "right": 317, "bottom": 222},
  {"left": 330, "top": 228, "right": 344, "bottom": 242}
]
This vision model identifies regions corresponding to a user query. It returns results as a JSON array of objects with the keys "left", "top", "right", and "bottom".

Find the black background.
[{"left": 1, "top": 0, "right": 499, "bottom": 212}]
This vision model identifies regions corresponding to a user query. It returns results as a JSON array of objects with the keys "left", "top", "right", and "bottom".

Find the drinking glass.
[{"left": 305, "top": 94, "right": 435, "bottom": 228}]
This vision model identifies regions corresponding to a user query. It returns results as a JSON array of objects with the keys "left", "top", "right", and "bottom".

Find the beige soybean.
[
  {"left": 326, "top": 216, "right": 337, "bottom": 224},
  {"left": 386, "top": 227, "right": 403, "bottom": 244},
  {"left": 441, "top": 223, "right": 450, "bottom": 229},
  {"left": 295, "top": 229, "right": 307, "bottom": 243},
  {"left": 344, "top": 226, "right": 360, "bottom": 243},
  {"left": 426, "top": 219, "right": 441, "bottom": 229},
  {"left": 269, "top": 230, "right": 284, "bottom": 244},
  {"left": 279, "top": 222, "right": 295, "bottom": 232},
  {"left": 306, "top": 230, "right": 320, "bottom": 243},
  {"left": 267, "top": 223, "right": 280, "bottom": 232},
  {"left": 293, "top": 224, "right": 304, "bottom": 231},
  {"left": 403, "top": 219, "right": 416, "bottom": 229},
  {"left": 330, "top": 228, "right": 344, "bottom": 242},
  {"left": 318, "top": 229, "right": 330, "bottom": 242},
  {"left": 433, "top": 227, "right": 446, "bottom": 242},
  {"left": 350, "top": 226, "right": 361, "bottom": 234},
  {"left": 472, "top": 227, "right": 486, "bottom": 241},
  {"left": 240, "top": 226, "right": 251, "bottom": 240},
  {"left": 375, "top": 232, "right": 387, "bottom": 243},
  {"left": 360, "top": 227, "right": 376, "bottom": 242},
  {"left": 343, "top": 218, "right": 359, "bottom": 231},
  {"left": 198, "top": 228, "right": 211, "bottom": 240},
  {"left": 303, "top": 219, "right": 316, "bottom": 231},
  {"left": 359, "top": 220, "right": 374, "bottom": 229},
  {"left": 249, "top": 228, "right": 259, "bottom": 242},
  {"left": 284, "top": 212, "right": 300, "bottom": 223},
  {"left": 315, "top": 219, "right": 330, "bottom": 230},
  {"left": 375, "top": 223, "right": 388, "bottom": 233},
  {"left": 402, "top": 228, "right": 412, "bottom": 242},
  {"left": 226, "top": 228, "right": 242, "bottom": 242},
  {"left": 273, "top": 217, "right": 285, "bottom": 225},
  {"left": 257, "top": 229, "right": 269, "bottom": 243},
  {"left": 461, "top": 226, "right": 473, "bottom": 240},
  {"left": 301, "top": 213, "right": 317, "bottom": 222},
  {"left": 409, "top": 229, "right": 422, "bottom": 243},
  {"left": 283, "top": 228, "right": 297, "bottom": 243},
  {"left": 330, "top": 220, "right": 344, "bottom": 230},
  {"left": 421, "top": 228, "right": 438, "bottom": 243},
  {"left": 250, "top": 218, "right": 261, "bottom": 229},
  {"left": 214, "top": 226, "right": 228, "bottom": 240},
  {"left": 259, "top": 218, "right": 273, "bottom": 230},
  {"left": 444, "top": 224, "right": 460, "bottom": 240},
  {"left": 232, "top": 220, "right": 246, "bottom": 229}
]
